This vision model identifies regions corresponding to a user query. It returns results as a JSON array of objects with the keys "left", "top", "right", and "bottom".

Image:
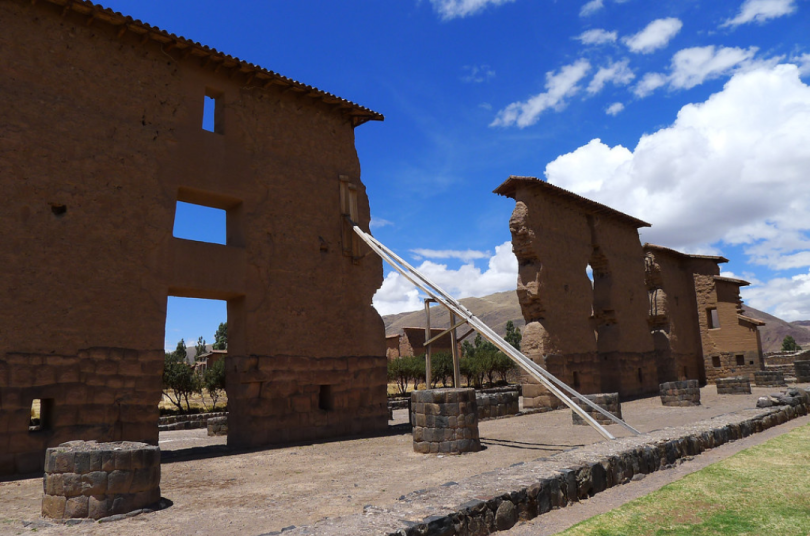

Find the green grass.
[{"left": 559, "top": 423, "right": 810, "bottom": 536}]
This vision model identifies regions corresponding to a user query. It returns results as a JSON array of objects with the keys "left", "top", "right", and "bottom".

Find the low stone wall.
[
  {"left": 476, "top": 391, "right": 519, "bottom": 420},
  {"left": 571, "top": 393, "right": 621, "bottom": 425},
  {"left": 158, "top": 412, "right": 227, "bottom": 431},
  {"left": 715, "top": 376, "right": 752, "bottom": 395},
  {"left": 794, "top": 361, "right": 810, "bottom": 383},
  {"left": 659, "top": 380, "right": 700, "bottom": 407},
  {"left": 207, "top": 416, "right": 228, "bottom": 436},
  {"left": 411, "top": 389, "right": 480, "bottom": 454},
  {"left": 754, "top": 371, "right": 786, "bottom": 387},
  {"left": 41, "top": 441, "right": 160, "bottom": 521},
  {"left": 380, "top": 388, "right": 810, "bottom": 536}
]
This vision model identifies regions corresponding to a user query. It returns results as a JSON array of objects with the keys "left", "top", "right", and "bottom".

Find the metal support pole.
[
  {"left": 349, "top": 220, "right": 642, "bottom": 440},
  {"left": 450, "top": 312, "right": 461, "bottom": 388},
  {"left": 424, "top": 298, "right": 432, "bottom": 389}
]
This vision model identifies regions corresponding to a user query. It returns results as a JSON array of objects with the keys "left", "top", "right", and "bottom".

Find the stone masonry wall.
[
  {"left": 571, "top": 393, "right": 622, "bottom": 426},
  {"left": 795, "top": 361, "right": 810, "bottom": 382},
  {"left": 754, "top": 371, "right": 786, "bottom": 387},
  {"left": 660, "top": 380, "right": 701, "bottom": 406},
  {"left": 715, "top": 376, "right": 752, "bottom": 395},
  {"left": 475, "top": 391, "right": 519, "bottom": 420}
]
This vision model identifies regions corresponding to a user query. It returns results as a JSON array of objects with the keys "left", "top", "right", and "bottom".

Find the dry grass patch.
[{"left": 559, "top": 423, "right": 810, "bottom": 536}]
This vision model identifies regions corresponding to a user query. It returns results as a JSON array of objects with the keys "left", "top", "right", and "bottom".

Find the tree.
[
  {"left": 173, "top": 339, "right": 187, "bottom": 363},
  {"left": 203, "top": 357, "right": 226, "bottom": 410},
  {"left": 430, "top": 351, "right": 453, "bottom": 388},
  {"left": 504, "top": 320, "right": 522, "bottom": 351},
  {"left": 782, "top": 335, "right": 802, "bottom": 352},
  {"left": 194, "top": 336, "right": 207, "bottom": 363},
  {"left": 163, "top": 350, "right": 200, "bottom": 413},
  {"left": 213, "top": 322, "right": 228, "bottom": 350}
]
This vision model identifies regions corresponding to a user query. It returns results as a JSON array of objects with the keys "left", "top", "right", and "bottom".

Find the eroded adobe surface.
[
  {"left": 495, "top": 177, "right": 765, "bottom": 409},
  {"left": 0, "top": 0, "right": 387, "bottom": 476}
]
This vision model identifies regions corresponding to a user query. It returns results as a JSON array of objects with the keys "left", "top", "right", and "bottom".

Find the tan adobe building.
[
  {"left": 386, "top": 328, "right": 460, "bottom": 360},
  {"left": 495, "top": 177, "right": 765, "bottom": 409},
  {"left": 0, "top": 0, "right": 387, "bottom": 476}
]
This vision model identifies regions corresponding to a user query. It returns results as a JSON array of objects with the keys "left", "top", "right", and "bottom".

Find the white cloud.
[
  {"left": 370, "top": 217, "right": 393, "bottom": 229},
  {"left": 722, "top": 0, "right": 797, "bottom": 28},
  {"left": 633, "top": 46, "right": 760, "bottom": 97},
  {"left": 372, "top": 242, "right": 518, "bottom": 315},
  {"left": 669, "top": 46, "right": 759, "bottom": 89},
  {"left": 587, "top": 59, "right": 635, "bottom": 94},
  {"left": 742, "top": 270, "right": 810, "bottom": 321},
  {"left": 430, "top": 0, "right": 516, "bottom": 20},
  {"left": 575, "top": 29, "right": 618, "bottom": 45},
  {"left": 410, "top": 248, "right": 490, "bottom": 262},
  {"left": 580, "top": 0, "right": 604, "bottom": 17},
  {"left": 544, "top": 64, "right": 810, "bottom": 272},
  {"left": 633, "top": 72, "right": 667, "bottom": 97},
  {"left": 606, "top": 102, "right": 625, "bottom": 115},
  {"left": 793, "top": 53, "right": 810, "bottom": 76},
  {"left": 491, "top": 59, "right": 591, "bottom": 128},
  {"left": 462, "top": 64, "right": 496, "bottom": 83},
  {"left": 623, "top": 18, "right": 683, "bottom": 54}
]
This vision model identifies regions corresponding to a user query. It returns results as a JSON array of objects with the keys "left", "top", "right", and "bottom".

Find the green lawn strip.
[{"left": 557, "top": 423, "right": 810, "bottom": 536}]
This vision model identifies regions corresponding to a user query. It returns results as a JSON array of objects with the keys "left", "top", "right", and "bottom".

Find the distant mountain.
[
  {"left": 383, "top": 290, "right": 524, "bottom": 339},
  {"left": 740, "top": 306, "right": 810, "bottom": 353},
  {"left": 382, "top": 290, "right": 810, "bottom": 354}
]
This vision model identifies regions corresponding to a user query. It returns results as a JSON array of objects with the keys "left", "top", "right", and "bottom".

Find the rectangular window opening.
[
  {"left": 339, "top": 177, "right": 361, "bottom": 260},
  {"left": 572, "top": 371, "right": 580, "bottom": 389},
  {"left": 736, "top": 355, "right": 745, "bottom": 366},
  {"left": 29, "top": 398, "right": 53, "bottom": 433},
  {"left": 637, "top": 368, "right": 643, "bottom": 383},
  {"left": 173, "top": 201, "right": 227, "bottom": 245},
  {"left": 683, "top": 366, "right": 688, "bottom": 378},
  {"left": 319, "top": 385, "right": 334, "bottom": 411},
  {"left": 712, "top": 355, "right": 721, "bottom": 368},
  {"left": 202, "top": 89, "right": 224, "bottom": 134},
  {"left": 707, "top": 308, "right": 720, "bottom": 329}
]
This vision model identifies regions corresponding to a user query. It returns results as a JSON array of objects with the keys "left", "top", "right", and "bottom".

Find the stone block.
[
  {"left": 82, "top": 471, "right": 107, "bottom": 496},
  {"left": 42, "top": 494, "right": 66, "bottom": 519},
  {"left": 65, "top": 495, "right": 89, "bottom": 518},
  {"left": 88, "top": 495, "right": 109, "bottom": 520},
  {"left": 107, "top": 470, "right": 134, "bottom": 494}
]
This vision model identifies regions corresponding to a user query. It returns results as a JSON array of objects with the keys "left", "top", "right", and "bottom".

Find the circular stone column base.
[
  {"left": 660, "top": 380, "right": 701, "bottom": 407},
  {"left": 571, "top": 393, "right": 622, "bottom": 425},
  {"left": 42, "top": 441, "right": 160, "bottom": 520},
  {"left": 411, "top": 389, "right": 480, "bottom": 454}
]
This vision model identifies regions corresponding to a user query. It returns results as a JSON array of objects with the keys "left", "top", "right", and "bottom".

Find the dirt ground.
[{"left": 0, "top": 385, "right": 803, "bottom": 536}]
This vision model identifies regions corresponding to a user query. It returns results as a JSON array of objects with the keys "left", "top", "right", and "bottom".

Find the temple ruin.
[
  {"left": 0, "top": 0, "right": 387, "bottom": 476},
  {"left": 495, "top": 176, "right": 764, "bottom": 408}
]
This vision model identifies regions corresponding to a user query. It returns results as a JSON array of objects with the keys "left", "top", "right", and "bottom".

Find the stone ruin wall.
[
  {"left": 0, "top": 0, "right": 387, "bottom": 476},
  {"left": 644, "top": 248, "right": 707, "bottom": 385},
  {"left": 503, "top": 183, "right": 657, "bottom": 408},
  {"left": 694, "top": 275, "right": 763, "bottom": 383}
]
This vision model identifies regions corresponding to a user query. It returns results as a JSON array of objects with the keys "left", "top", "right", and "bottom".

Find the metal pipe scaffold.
[{"left": 351, "top": 220, "right": 642, "bottom": 441}]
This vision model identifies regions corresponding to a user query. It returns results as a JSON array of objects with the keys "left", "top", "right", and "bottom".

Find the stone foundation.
[
  {"left": 794, "top": 361, "right": 810, "bottom": 383},
  {"left": 207, "top": 417, "right": 228, "bottom": 437},
  {"left": 571, "top": 393, "right": 622, "bottom": 425},
  {"left": 41, "top": 441, "right": 160, "bottom": 520},
  {"left": 754, "top": 371, "right": 786, "bottom": 387},
  {"left": 659, "top": 380, "right": 701, "bottom": 407},
  {"left": 476, "top": 391, "right": 519, "bottom": 420},
  {"left": 411, "top": 389, "right": 480, "bottom": 454},
  {"left": 715, "top": 376, "right": 752, "bottom": 395},
  {"left": 159, "top": 412, "right": 227, "bottom": 431}
]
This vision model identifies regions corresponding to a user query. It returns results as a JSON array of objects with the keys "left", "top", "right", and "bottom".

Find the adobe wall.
[
  {"left": 499, "top": 179, "right": 658, "bottom": 404},
  {"left": 399, "top": 328, "right": 457, "bottom": 357},
  {"left": 694, "top": 274, "right": 763, "bottom": 383},
  {"left": 0, "top": 0, "right": 386, "bottom": 476},
  {"left": 643, "top": 248, "right": 706, "bottom": 384}
]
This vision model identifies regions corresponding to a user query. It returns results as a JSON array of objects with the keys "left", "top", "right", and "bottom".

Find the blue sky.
[{"left": 113, "top": 0, "right": 810, "bottom": 350}]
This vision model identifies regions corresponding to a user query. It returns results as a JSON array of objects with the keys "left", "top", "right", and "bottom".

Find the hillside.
[
  {"left": 382, "top": 290, "right": 809, "bottom": 353},
  {"left": 740, "top": 306, "right": 810, "bottom": 353}
]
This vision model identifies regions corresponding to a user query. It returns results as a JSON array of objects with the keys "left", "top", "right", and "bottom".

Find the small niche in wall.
[
  {"left": 736, "top": 354, "right": 745, "bottom": 366},
  {"left": 572, "top": 371, "right": 580, "bottom": 389},
  {"left": 707, "top": 308, "right": 720, "bottom": 329},
  {"left": 712, "top": 355, "right": 721, "bottom": 368},
  {"left": 319, "top": 385, "right": 334, "bottom": 411},
  {"left": 29, "top": 398, "right": 53, "bottom": 433}
]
